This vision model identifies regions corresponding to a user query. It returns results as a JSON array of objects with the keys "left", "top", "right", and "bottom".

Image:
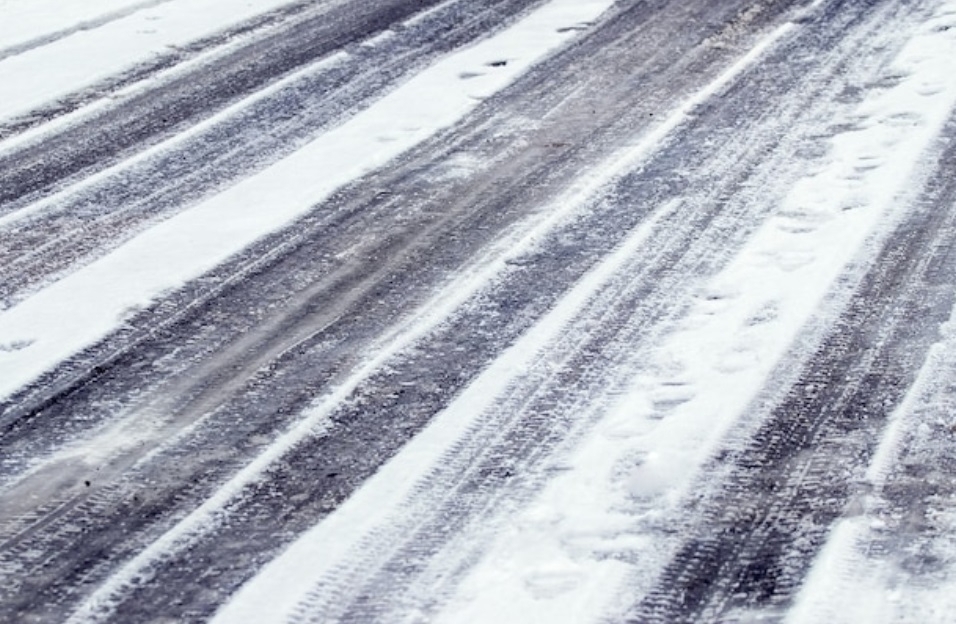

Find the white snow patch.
[
  {"left": 0, "top": 0, "right": 164, "bottom": 53},
  {"left": 0, "top": 0, "right": 312, "bottom": 124},
  {"left": 0, "top": 50, "right": 350, "bottom": 232}
]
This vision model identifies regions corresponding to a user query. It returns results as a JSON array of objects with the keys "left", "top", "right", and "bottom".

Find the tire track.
[
  {"left": 6, "top": 0, "right": 942, "bottom": 621},
  {"left": 0, "top": 0, "right": 795, "bottom": 484},
  {"left": 75, "top": 2, "right": 858, "bottom": 622},
  {"left": 789, "top": 245, "right": 956, "bottom": 622},
  {"left": 315, "top": 3, "right": 935, "bottom": 620},
  {"left": 0, "top": 0, "right": 320, "bottom": 142}
]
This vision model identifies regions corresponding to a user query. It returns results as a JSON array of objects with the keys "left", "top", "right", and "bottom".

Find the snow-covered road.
[{"left": 2, "top": 0, "right": 956, "bottom": 622}]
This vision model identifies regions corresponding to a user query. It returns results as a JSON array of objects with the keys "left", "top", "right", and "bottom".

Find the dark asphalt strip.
[
  {"left": 0, "top": 0, "right": 541, "bottom": 310},
  {"left": 856, "top": 323, "right": 956, "bottom": 603},
  {"left": 627, "top": 91, "right": 956, "bottom": 624},
  {"left": 0, "top": 0, "right": 446, "bottom": 208}
]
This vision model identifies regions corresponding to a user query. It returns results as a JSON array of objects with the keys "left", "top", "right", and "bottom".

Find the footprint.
[
  {"left": 778, "top": 205, "right": 834, "bottom": 223},
  {"left": 883, "top": 111, "right": 923, "bottom": 127},
  {"left": 841, "top": 193, "right": 869, "bottom": 212},
  {"left": 644, "top": 352, "right": 689, "bottom": 380},
  {"left": 854, "top": 155, "right": 884, "bottom": 172},
  {"left": 773, "top": 250, "right": 815, "bottom": 272},
  {"left": 0, "top": 339, "right": 33, "bottom": 353},
  {"left": 650, "top": 382, "right": 695, "bottom": 413},
  {"left": 776, "top": 221, "right": 817, "bottom": 235},
  {"left": 601, "top": 398, "right": 655, "bottom": 438},
  {"left": 556, "top": 22, "right": 592, "bottom": 33},
  {"left": 715, "top": 344, "right": 760, "bottom": 373},
  {"left": 524, "top": 570, "right": 585, "bottom": 599},
  {"left": 626, "top": 452, "right": 684, "bottom": 499},
  {"left": 745, "top": 300, "right": 780, "bottom": 326},
  {"left": 917, "top": 81, "right": 945, "bottom": 96},
  {"left": 694, "top": 283, "right": 740, "bottom": 316},
  {"left": 562, "top": 531, "right": 650, "bottom": 555},
  {"left": 867, "top": 72, "right": 908, "bottom": 90}
]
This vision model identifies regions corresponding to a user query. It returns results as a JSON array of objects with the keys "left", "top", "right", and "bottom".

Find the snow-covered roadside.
[
  {"left": 428, "top": 2, "right": 956, "bottom": 623},
  {"left": 0, "top": 0, "right": 312, "bottom": 124},
  {"left": 0, "top": 0, "right": 615, "bottom": 405}
]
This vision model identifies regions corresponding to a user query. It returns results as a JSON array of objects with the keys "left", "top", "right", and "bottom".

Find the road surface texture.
[{"left": 2, "top": 0, "right": 956, "bottom": 622}]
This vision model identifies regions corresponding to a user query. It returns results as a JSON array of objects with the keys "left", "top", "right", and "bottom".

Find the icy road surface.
[{"left": 2, "top": 0, "right": 956, "bottom": 621}]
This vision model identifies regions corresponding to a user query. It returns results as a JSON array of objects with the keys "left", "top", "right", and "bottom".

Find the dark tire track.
[
  {"left": 0, "top": 0, "right": 317, "bottom": 141},
  {"left": 3, "top": 0, "right": 948, "bottom": 622},
  {"left": 324, "top": 1, "right": 934, "bottom": 618}
]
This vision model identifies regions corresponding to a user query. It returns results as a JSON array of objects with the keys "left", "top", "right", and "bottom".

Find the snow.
[
  {"left": 0, "top": 0, "right": 615, "bottom": 405},
  {"left": 208, "top": 181, "right": 682, "bottom": 624},
  {"left": 0, "top": 0, "right": 310, "bottom": 124},
  {"left": 5, "top": 0, "right": 956, "bottom": 620},
  {"left": 0, "top": 49, "right": 350, "bottom": 233},
  {"left": 455, "top": 5, "right": 956, "bottom": 622},
  {"left": 0, "top": 0, "right": 163, "bottom": 54},
  {"left": 786, "top": 319, "right": 956, "bottom": 624}
]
